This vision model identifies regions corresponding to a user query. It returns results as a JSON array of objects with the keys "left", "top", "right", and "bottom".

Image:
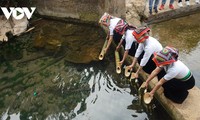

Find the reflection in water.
[
  {"left": 0, "top": 19, "right": 171, "bottom": 120},
  {"left": 0, "top": 57, "right": 171, "bottom": 120},
  {"left": 73, "top": 70, "right": 147, "bottom": 120}
]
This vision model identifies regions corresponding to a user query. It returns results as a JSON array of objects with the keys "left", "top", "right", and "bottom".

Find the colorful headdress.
[
  {"left": 152, "top": 46, "right": 179, "bottom": 67},
  {"left": 114, "top": 20, "right": 129, "bottom": 35},
  {"left": 99, "top": 12, "right": 112, "bottom": 27},
  {"left": 132, "top": 27, "right": 150, "bottom": 43}
]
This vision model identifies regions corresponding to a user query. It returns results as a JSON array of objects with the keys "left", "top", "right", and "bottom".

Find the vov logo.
[{"left": 1, "top": 7, "right": 36, "bottom": 20}]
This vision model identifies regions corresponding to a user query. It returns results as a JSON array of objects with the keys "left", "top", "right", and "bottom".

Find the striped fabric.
[
  {"left": 153, "top": 46, "right": 179, "bottom": 67},
  {"left": 114, "top": 20, "right": 129, "bottom": 35},
  {"left": 132, "top": 27, "right": 150, "bottom": 43}
]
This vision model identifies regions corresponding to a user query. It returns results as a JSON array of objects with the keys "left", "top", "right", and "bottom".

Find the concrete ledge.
[{"left": 120, "top": 49, "right": 200, "bottom": 120}]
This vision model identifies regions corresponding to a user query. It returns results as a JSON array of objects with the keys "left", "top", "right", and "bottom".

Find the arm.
[
  {"left": 106, "top": 30, "right": 110, "bottom": 40},
  {"left": 128, "top": 43, "right": 143, "bottom": 69},
  {"left": 139, "top": 46, "right": 153, "bottom": 67},
  {"left": 150, "top": 78, "right": 167, "bottom": 96},
  {"left": 145, "top": 67, "right": 163, "bottom": 87},
  {"left": 116, "top": 38, "right": 123, "bottom": 51},
  {"left": 134, "top": 65, "right": 143, "bottom": 78},
  {"left": 134, "top": 43, "right": 144, "bottom": 59},
  {"left": 119, "top": 50, "right": 129, "bottom": 65},
  {"left": 127, "top": 57, "right": 137, "bottom": 69},
  {"left": 104, "top": 35, "right": 113, "bottom": 53}
]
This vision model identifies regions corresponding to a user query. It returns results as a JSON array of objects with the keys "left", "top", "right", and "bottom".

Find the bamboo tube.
[
  {"left": 99, "top": 40, "right": 108, "bottom": 60},
  {"left": 138, "top": 82, "right": 146, "bottom": 104},
  {"left": 24, "top": 27, "right": 35, "bottom": 33},
  {"left": 143, "top": 92, "right": 153, "bottom": 104},
  {"left": 130, "top": 73, "right": 136, "bottom": 82},
  {"left": 130, "top": 73, "right": 139, "bottom": 88},
  {"left": 125, "top": 66, "right": 131, "bottom": 77},
  {"left": 138, "top": 82, "right": 153, "bottom": 104},
  {"left": 115, "top": 51, "right": 121, "bottom": 74},
  {"left": 138, "top": 82, "right": 146, "bottom": 91}
]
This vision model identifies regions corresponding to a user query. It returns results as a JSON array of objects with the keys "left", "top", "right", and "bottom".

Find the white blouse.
[
  {"left": 109, "top": 17, "right": 121, "bottom": 36},
  {"left": 122, "top": 29, "right": 136, "bottom": 50},
  {"left": 135, "top": 36, "right": 163, "bottom": 67},
  {"left": 163, "top": 60, "right": 190, "bottom": 81}
]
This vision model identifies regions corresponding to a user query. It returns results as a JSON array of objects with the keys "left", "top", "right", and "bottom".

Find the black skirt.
[
  {"left": 113, "top": 30, "right": 123, "bottom": 45},
  {"left": 138, "top": 54, "right": 156, "bottom": 74},
  {"left": 162, "top": 75, "right": 195, "bottom": 103}
]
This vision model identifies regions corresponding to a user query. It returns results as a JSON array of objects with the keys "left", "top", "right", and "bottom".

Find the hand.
[
  {"left": 127, "top": 65, "right": 134, "bottom": 70},
  {"left": 116, "top": 45, "right": 120, "bottom": 51},
  {"left": 145, "top": 81, "right": 149, "bottom": 88},
  {"left": 106, "top": 36, "right": 109, "bottom": 40},
  {"left": 134, "top": 72, "right": 138, "bottom": 78},
  {"left": 149, "top": 92, "right": 154, "bottom": 98},
  {"left": 119, "top": 61, "right": 123, "bottom": 66}
]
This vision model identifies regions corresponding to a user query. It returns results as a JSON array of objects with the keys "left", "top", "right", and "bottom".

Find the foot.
[
  {"left": 154, "top": 8, "right": 158, "bottom": 13},
  {"left": 178, "top": 2, "right": 183, "bottom": 7},
  {"left": 169, "top": 4, "right": 174, "bottom": 9},
  {"left": 159, "top": 4, "right": 165, "bottom": 10},
  {"left": 186, "top": 1, "right": 190, "bottom": 6},
  {"left": 149, "top": 10, "right": 152, "bottom": 15}
]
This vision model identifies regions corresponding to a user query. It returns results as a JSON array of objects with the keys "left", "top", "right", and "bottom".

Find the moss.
[
  {"left": 80, "top": 12, "right": 99, "bottom": 21},
  {"left": 39, "top": 70, "right": 51, "bottom": 78}
]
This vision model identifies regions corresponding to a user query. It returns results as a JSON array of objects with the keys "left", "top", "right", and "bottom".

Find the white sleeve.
[
  {"left": 164, "top": 68, "right": 179, "bottom": 80},
  {"left": 122, "top": 34, "right": 125, "bottom": 39},
  {"left": 135, "top": 43, "right": 144, "bottom": 58},
  {"left": 125, "top": 39, "right": 133, "bottom": 50},
  {"left": 139, "top": 46, "right": 155, "bottom": 66},
  {"left": 109, "top": 26, "right": 114, "bottom": 36}
]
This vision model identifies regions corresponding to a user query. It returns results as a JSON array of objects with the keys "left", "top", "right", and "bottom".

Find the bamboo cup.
[{"left": 99, "top": 40, "right": 108, "bottom": 60}]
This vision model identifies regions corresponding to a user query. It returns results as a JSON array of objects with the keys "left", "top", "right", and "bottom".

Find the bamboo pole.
[
  {"left": 99, "top": 40, "right": 108, "bottom": 60},
  {"left": 125, "top": 66, "right": 131, "bottom": 77},
  {"left": 138, "top": 82, "right": 146, "bottom": 104},
  {"left": 115, "top": 51, "right": 121, "bottom": 74}
]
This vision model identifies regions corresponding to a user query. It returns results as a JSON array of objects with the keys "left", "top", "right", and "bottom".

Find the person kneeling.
[{"left": 145, "top": 46, "right": 195, "bottom": 104}]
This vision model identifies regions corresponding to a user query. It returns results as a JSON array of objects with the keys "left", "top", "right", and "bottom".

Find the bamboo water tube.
[
  {"left": 99, "top": 40, "right": 108, "bottom": 60},
  {"left": 115, "top": 51, "right": 121, "bottom": 74},
  {"left": 125, "top": 66, "right": 131, "bottom": 77}
]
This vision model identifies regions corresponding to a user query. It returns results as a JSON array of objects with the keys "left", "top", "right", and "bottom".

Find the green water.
[
  {"left": 0, "top": 20, "right": 171, "bottom": 120},
  {"left": 151, "top": 12, "right": 200, "bottom": 88},
  {"left": 0, "top": 57, "right": 170, "bottom": 120}
]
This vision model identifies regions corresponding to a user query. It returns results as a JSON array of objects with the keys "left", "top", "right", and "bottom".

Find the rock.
[
  {"left": 12, "top": 16, "right": 28, "bottom": 36},
  {"left": 0, "top": 15, "right": 29, "bottom": 42}
]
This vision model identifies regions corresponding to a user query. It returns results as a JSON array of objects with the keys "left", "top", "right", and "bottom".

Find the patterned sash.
[
  {"left": 153, "top": 46, "right": 179, "bottom": 67},
  {"left": 114, "top": 20, "right": 129, "bottom": 35}
]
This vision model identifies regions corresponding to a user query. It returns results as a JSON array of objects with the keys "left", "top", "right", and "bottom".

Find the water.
[
  {"left": 0, "top": 20, "right": 172, "bottom": 120},
  {"left": 0, "top": 57, "right": 170, "bottom": 120},
  {"left": 179, "top": 43, "right": 200, "bottom": 87},
  {"left": 151, "top": 12, "right": 200, "bottom": 88}
]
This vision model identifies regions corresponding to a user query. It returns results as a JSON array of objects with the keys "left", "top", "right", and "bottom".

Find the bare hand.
[
  {"left": 149, "top": 92, "right": 154, "bottom": 98},
  {"left": 116, "top": 45, "right": 120, "bottom": 51},
  {"left": 127, "top": 65, "right": 134, "bottom": 70},
  {"left": 106, "top": 36, "right": 109, "bottom": 40},
  {"left": 134, "top": 72, "right": 139, "bottom": 78},
  {"left": 145, "top": 81, "right": 149, "bottom": 88},
  {"left": 119, "top": 61, "right": 123, "bottom": 66}
]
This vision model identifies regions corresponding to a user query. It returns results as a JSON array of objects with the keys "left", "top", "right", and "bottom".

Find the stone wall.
[
  {"left": 33, "top": 0, "right": 126, "bottom": 23},
  {"left": 126, "top": 0, "right": 147, "bottom": 27}
]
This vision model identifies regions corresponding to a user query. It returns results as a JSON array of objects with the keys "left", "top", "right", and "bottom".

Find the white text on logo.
[{"left": 1, "top": 7, "right": 36, "bottom": 20}]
